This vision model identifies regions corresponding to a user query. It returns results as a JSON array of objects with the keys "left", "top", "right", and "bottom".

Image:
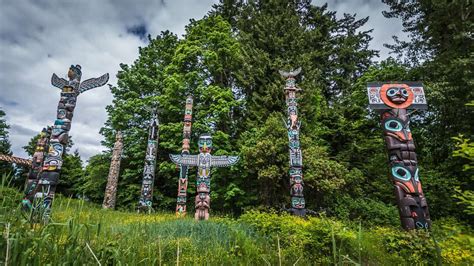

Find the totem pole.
[
  {"left": 367, "top": 82, "right": 431, "bottom": 230},
  {"left": 38, "top": 64, "right": 109, "bottom": 221},
  {"left": 170, "top": 134, "right": 239, "bottom": 220},
  {"left": 22, "top": 126, "right": 52, "bottom": 212},
  {"left": 279, "top": 68, "right": 307, "bottom": 217},
  {"left": 102, "top": 131, "right": 123, "bottom": 209},
  {"left": 137, "top": 109, "right": 159, "bottom": 213},
  {"left": 175, "top": 96, "right": 194, "bottom": 216}
]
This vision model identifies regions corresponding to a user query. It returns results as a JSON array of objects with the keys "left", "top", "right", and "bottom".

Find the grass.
[
  {"left": 1, "top": 182, "right": 473, "bottom": 265},
  {"left": 1, "top": 187, "right": 272, "bottom": 265}
]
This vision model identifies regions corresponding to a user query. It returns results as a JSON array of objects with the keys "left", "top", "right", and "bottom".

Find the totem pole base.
[
  {"left": 394, "top": 186, "right": 431, "bottom": 230},
  {"left": 137, "top": 205, "right": 154, "bottom": 214},
  {"left": 288, "top": 208, "right": 307, "bottom": 217}
]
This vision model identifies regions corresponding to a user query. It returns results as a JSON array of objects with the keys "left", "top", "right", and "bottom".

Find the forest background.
[{"left": 0, "top": 0, "right": 472, "bottom": 228}]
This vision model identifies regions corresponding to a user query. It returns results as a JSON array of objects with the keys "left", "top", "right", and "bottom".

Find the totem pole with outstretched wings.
[
  {"left": 38, "top": 65, "right": 108, "bottom": 222},
  {"left": 170, "top": 134, "right": 239, "bottom": 220}
]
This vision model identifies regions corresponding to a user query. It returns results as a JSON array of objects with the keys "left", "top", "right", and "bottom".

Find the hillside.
[{"left": 1, "top": 187, "right": 472, "bottom": 265}]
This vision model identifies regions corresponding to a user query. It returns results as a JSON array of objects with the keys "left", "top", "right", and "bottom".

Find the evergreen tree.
[
  {"left": 0, "top": 109, "right": 13, "bottom": 176},
  {"left": 78, "top": 153, "right": 111, "bottom": 203},
  {"left": 57, "top": 150, "right": 84, "bottom": 197},
  {"left": 212, "top": 0, "right": 378, "bottom": 213}
]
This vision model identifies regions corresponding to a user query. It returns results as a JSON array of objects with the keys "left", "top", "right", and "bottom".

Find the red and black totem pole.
[
  {"left": 280, "top": 68, "right": 306, "bottom": 217},
  {"left": 368, "top": 82, "right": 431, "bottom": 230},
  {"left": 175, "top": 96, "right": 193, "bottom": 217},
  {"left": 39, "top": 65, "right": 109, "bottom": 222}
]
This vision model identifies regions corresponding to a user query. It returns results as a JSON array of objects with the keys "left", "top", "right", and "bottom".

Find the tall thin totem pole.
[
  {"left": 137, "top": 109, "right": 159, "bottom": 212},
  {"left": 103, "top": 131, "right": 123, "bottom": 209},
  {"left": 39, "top": 65, "right": 109, "bottom": 221},
  {"left": 175, "top": 96, "right": 194, "bottom": 216},
  {"left": 367, "top": 82, "right": 431, "bottom": 230},
  {"left": 280, "top": 68, "right": 306, "bottom": 217},
  {"left": 170, "top": 134, "right": 239, "bottom": 220},
  {"left": 22, "top": 126, "right": 52, "bottom": 211}
]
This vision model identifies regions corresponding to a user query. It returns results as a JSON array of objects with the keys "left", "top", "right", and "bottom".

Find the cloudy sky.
[{"left": 0, "top": 0, "right": 405, "bottom": 162}]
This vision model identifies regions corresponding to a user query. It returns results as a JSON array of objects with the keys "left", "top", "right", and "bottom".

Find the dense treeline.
[{"left": 2, "top": 0, "right": 472, "bottom": 226}]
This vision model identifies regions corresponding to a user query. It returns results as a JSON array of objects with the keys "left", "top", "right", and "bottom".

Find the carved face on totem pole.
[
  {"left": 368, "top": 82, "right": 427, "bottom": 110},
  {"left": 68, "top": 64, "right": 82, "bottom": 80},
  {"left": 286, "top": 77, "right": 296, "bottom": 89},
  {"left": 198, "top": 134, "right": 212, "bottom": 153}
]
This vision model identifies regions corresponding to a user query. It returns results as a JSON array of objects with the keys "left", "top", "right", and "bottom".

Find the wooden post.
[{"left": 102, "top": 131, "right": 123, "bottom": 209}]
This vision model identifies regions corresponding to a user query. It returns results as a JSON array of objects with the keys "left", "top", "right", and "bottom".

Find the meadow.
[{"left": 1, "top": 183, "right": 472, "bottom": 265}]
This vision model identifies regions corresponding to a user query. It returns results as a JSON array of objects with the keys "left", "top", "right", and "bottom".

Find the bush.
[
  {"left": 333, "top": 195, "right": 399, "bottom": 227},
  {"left": 239, "top": 210, "right": 474, "bottom": 265}
]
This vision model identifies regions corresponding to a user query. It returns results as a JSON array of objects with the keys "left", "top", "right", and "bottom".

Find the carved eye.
[
  {"left": 384, "top": 120, "right": 403, "bottom": 131},
  {"left": 401, "top": 88, "right": 409, "bottom": 97},
  {"left": 387, "top": 88, "right": 398, "bottom": 96},
  {"left": 416, "top": 222, "right": 425, "bottom": 229},
  {"left": 391, "top": 166, "right": 411, "bottom": 181}
]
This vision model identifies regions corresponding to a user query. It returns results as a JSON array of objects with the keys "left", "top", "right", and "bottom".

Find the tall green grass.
[{"left": 1, "top": 174, "right": 473, "bottom": 265}]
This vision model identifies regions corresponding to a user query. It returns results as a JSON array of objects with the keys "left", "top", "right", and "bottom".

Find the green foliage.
[
  {"left": 46, "top": 0, "right": 472, "bottom": 227},
  {"left": 452, "top": 118, "right": 474, "bottom": 218},
  {"left": 240, "top": 210, "right": 473, "bottom": 265},
  {"left": 77, "top": 153, "right": 111, "bottom": 204},
  {"left": 0, "top": 109, "right": 13, "bottom": 176},
  {"left": 332, "top": 196, "right": 399, "bottom": 227},
  {"left": 57, "top": 150, "right": 84, "bottom": 197},
  {"left": 2, "top": 166, "right": 474, "bottom": 265},
  {"left": 1, "top": 191, "right": 472, "bottom": 265}
]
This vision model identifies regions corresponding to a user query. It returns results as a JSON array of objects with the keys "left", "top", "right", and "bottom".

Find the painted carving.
[
  {"left": 367, "top": 82, "right": 431, "bottom": 230},
  {"left": 279, "top": 68, "right": 307, "bottom": 217},
  {"left": 22, "top": 126, "right": 52, "bottom": 213},
  {"left": 170, "top": 134, "right": 239, "bottom": 220},
  {"left": 176, "top": 96, "right": 194, "bottom": 216},
  {"left": 38, "top": 65, "right": 108, "bottom": 222},
  {"left": 102, "top": 131, "right": 123, "bottom": 209},
  {"left": 137, "top": 109, "right": 160, "bottom": 212}
]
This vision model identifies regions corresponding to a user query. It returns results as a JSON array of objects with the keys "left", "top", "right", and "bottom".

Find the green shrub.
[
  {"left": 333, "top": 195, "right": 399, "bottom": 227},
  {"left": 1, "top": 193, "right": 472, "bottom": 265}
]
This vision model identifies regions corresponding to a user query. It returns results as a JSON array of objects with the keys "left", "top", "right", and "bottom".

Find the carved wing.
[
  {"left": 210, "top": 155, "right": 240, "bottom": 167},
  {"left": 169, "top": 154, "right": 199, "bottom": 166},
  {"left": 79, "top": 73, "right": 109, "bottom": 93},
  {"left": 279, "top": 67, "right": 301, "bottom": 78},
  {"left": 51, "top": 73, "right": 68, "bottom": 89}
]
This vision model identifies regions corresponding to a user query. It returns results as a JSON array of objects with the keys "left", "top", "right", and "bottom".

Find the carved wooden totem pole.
[
  {"left": 137, "top": 109, "right": 159, "bottom": 213},
  {"left": 280, "top": 68, "right": 307, "bottom": 217},
  {"left": 175, "top": 96, "right": 194, "bottom": 216},
  {"left": 22, "top": 126, "right": 52, "bottom": 212},
  {"left": 103, "top": 131, "right": 123, "bottom": 209},
  {"left": 39, "top": 64, "right": 109, "bottom": 222},
  {"left": 368, "top": 82, "right": 431, "bottom": 230},
  {"left": 170, "top": 134, "right": 239, "bottom": 220}
]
